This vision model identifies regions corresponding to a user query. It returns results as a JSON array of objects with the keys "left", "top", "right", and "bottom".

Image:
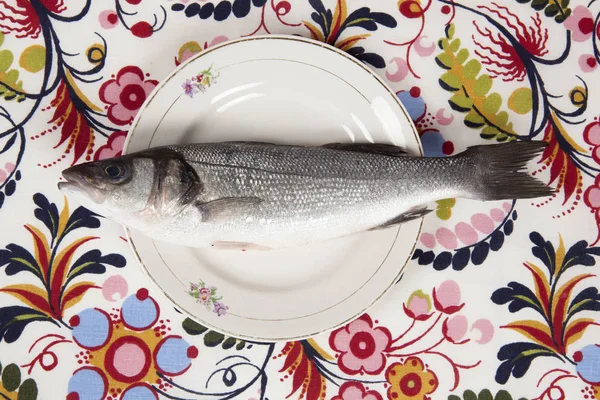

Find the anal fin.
[
  {"left": 369, "top": 207, "right": 432, "bottom": 231},
  {"left": 211, "top": 241, "right": 271, "bottom": 251}
]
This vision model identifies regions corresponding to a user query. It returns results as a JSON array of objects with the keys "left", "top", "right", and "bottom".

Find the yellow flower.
[{"left": 386, "top": 357, "right": 438, "bottom": 400}]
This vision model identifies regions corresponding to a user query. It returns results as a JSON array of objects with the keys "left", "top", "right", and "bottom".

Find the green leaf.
[
  {"left": 0, "top": 50, "right": 13, "bottom": 72},
  {"left": 544, "top": 3, "right": 559, "bottom": 17},
  {"left": 2, "top": 363, "right": 21, "bottom": 392},
  {"left": 440, "top": 72, "right": 461, "bottom": 91},
  {"left": 182, "top": 318, "right": 208, "bottom": 335},
  {"left": 494, "top": 390, "right": 514, "bottom": 400},
  {"left": 18, "top": 378, "right": 38, "bottom": 400},
  {"left": 464, "top": 390, "right": 478, "bottom": 400},
  {"left": 449, "top": 94, "right": 473, "bottom": 112},
  {"left": 450, "top": 38, "right": 461, "bottom": 52},
  {"left": 465, "top": 110, "right": 485, "bottom": 128},
  {"left": 463, "top": 59, "right": 482, "bottom": 80},
  {"left": 474, "top": 75, "right": 493, "bottom": 97},
  {"left": 561, "top": 0, "right": 570, "bottom": 7},
  {"left": 531, "top": 0, "right": 549, "bottom": 10},
  {"left": 446, "top": 23, "right": 455, "bottom": 39},
  {"left": 436, "top": 52, "right": 454, "bottom": 69},
  {"left": 483, "top": 93, "right": 502, "bottom": 115},
  {"left": 449, "top": 396, "right": 462, "bottom": 400},
  {"left": 204, "top": 330, "right": 225, "bottom": 347},
  {"left": 481, "top": 126, "right": 500, "bottom": 139},
  {"left": 235, "top": 341, "right": 246, "bottom": 350},
  {"left": 0, "top": 32, "right": 4, "bottom": 47},
  {"left": 456, "top": 48, "right": 469, "bottom": 65},
  {"left": 221, "top": 337, "right": 237, "bottom": 350},
  {"left": 496, "top": 111, "right": 509, "bottom": 127},
  {"left": 479, "top": 389, "right": 493, "bottom": 400}
]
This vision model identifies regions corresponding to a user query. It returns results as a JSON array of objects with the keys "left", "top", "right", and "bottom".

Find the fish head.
[
  {"left": 58, "top": 149, "right": 201, "bottom": 222},
  {"left": 58, "top": 156, "right": 155, "bottom": 219}
]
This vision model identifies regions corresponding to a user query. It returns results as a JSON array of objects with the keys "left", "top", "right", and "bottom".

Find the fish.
[{"left": 57, "top": 140, "right": 554, "bottom": 250}]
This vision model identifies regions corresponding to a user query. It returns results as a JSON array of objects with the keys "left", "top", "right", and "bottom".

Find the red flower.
[
  {"left": 0, "top": 0, "right": 65, "bottom": 38},
  {"left": 94, "top": 131, "right": 127, "bottom": 161},
  {"left": 432, "top": 280, "right": 465, "bottom": 314},
  {"left": 99, "top": 66, "right": 158, "bottom": 126},
  {"left": 473, "top": 2, "right": 548, "bottom": 82},
  {"left": 332, "top": 381, "right": 383, "bottom": 400},
  {"left": 329, "top": 314, "right": 392, "bottom": 375}
]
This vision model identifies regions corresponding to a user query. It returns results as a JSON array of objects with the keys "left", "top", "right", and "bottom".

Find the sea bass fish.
[{"left": 58, "top": 141, "right": 553, "bottom": 250}]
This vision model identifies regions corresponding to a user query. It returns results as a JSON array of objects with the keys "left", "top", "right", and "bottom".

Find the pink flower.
[
  {"left": 329, "top": 314, "right": 392, "bottom": 375},
  {"left": 565, "top": 6, "right": 595, "bottom": 42},
  {"left": 585, "top": 174, "right": 600, "bottom": 245},
  {"left": 99, "top": 66, "right": 158, "bottom": 125},
  {"left": 403, "top": 290, "right": 432, "bottom": 321},
  {"left": 99, "top": 10, "right": 119, "bottom": 29},
  {"left": 0, "top": 162, "right": 15, "bottom": 185},
  {"left": 442, "top": 315, "right": 469, "bottom": 344},
  {"left": 199, "top": 287, "right": 211, "bottom": 302},
  {"left": 579, "top": 54, "right": 598, "bottom": 73},
  {"left": 471, "top": 318, "right": 495, "bottom": 344},
  {"left": 332, "top": 381, "right": 383, "bottom": 400},
  {"left": 432, "top": 280, "right": 465, "bottom": 314},
  {"left": 94, "top": 131, "right": 127, "bottom": 160}
]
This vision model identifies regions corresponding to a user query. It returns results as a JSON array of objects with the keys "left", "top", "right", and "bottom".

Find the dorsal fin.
[{"left": 322, "top": 142, "right": 409, "bottom": 157}]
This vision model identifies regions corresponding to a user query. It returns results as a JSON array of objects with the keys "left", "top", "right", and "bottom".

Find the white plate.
[{"left": 123, "top": 35, "right": 423, "bottom": 342}]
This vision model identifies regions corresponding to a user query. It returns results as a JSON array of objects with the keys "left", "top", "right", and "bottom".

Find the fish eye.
[{"left": 104, "top": 164, "right": 124, "bottom": 180}]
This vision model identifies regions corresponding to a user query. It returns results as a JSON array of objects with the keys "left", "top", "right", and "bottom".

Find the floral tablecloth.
[{"left": 0, "top": 0, "right": 599, "bottom": 399}]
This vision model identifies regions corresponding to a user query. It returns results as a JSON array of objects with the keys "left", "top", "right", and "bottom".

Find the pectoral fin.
[
  {"left": 370, "top": 207, "right": 432, "bottom": 230},
  {"left": 197, "top": 197, "right": 263, "bottom": 223}
]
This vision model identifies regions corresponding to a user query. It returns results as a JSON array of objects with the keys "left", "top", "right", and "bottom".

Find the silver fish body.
[{"left": 58, "top": 141, "right": 553, "bottom": 249}]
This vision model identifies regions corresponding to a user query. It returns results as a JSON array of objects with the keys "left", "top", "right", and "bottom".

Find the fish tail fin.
[{"left": 463, "top": 141, "right": 555, "bottom": 201}]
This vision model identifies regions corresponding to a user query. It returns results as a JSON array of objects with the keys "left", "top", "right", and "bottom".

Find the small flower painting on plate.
[
  {"left": 187, "top": 280, "right": 228, "bottom": 316},
  {"left": 182, "top": 65, "right": 219, "bottom": 98}
]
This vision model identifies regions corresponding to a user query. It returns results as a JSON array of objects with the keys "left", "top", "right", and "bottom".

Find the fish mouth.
[{"left": 57, "top": 166, "right": 89, "bottom": 192}]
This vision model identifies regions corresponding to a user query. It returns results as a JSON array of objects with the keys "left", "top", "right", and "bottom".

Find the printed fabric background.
[{"left": 0, "top": 0, "right": 599, "bottom": 399}]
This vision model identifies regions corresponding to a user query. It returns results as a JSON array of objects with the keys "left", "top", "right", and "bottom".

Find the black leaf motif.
[
  {"left": 433, "top": 251, "right": 452, "bottom": 270},
  {"left": 410, "top": 201, "right": 517, "bottom": 270},
  {"left": 530, "top": 231, "right": 556, "bottom": 275},
  {"left": 471, "top": 242, "right": 490, "bottom": 265},
  {"left": 33, "top": 193, "right": 59, "bottom": 241},
  {"left": 452, "top": 248, "right": 471, "bottom": 270},
  {"left": 347, "top": 47, "right": 386, "bottom": 69},
  {"left": 491, "top": 282, "right": 543, "bottom": 314},
  {"left": 0, "top": 244, "right": 42, "bottom": 280},
  {"left": 562, "top": 240, "right": 600, "bottom": 270},
  {"left": 0, "top": 306, "right": 58, "bottom": 343},
  {"left": 67, "top": 250, "right": 126, "bottom": 283},
  {"left": 495, "top": 342, "right": 561, "bottom": 384},
  {"left": 567, "top": 286, "right": 600, "bottom": 318},
  {"left": 344, "top": 7, "right": 397, "bottom": 31},
  {"left": 63, "top": 206, "right": 101, "bottom": 236},
  {"left": 490, "top": 231, "right": 504, "bottom": 251}
]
